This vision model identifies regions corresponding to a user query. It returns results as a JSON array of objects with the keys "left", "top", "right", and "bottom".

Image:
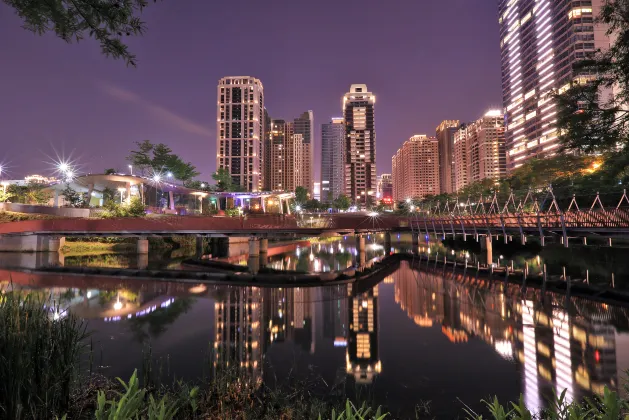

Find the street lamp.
[
  {"left": 128, "top": 164, "right": 133, "bottom": 175},
  {"left": 167, "top": 172, "right": 173, "bottom": 179}
]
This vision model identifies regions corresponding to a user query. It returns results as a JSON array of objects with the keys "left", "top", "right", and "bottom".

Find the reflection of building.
[
  {"left": 213, "top": 287, "right": 262, "bottom": 382},
  {"left": 347, "top": 284, "right": 381, "bottom": 384},
  {"left": 216, "top": 76, "right": 265, "bottom": 191},
  {"left": 343, "top": 84, "right": 376, "bottom": 206},
  {"left": 392, "top": 259, "right": 629, "bottom": 411},
  {"left": 392, "top": 135, "right": 440, "bottom": 201},
  {"left": 393, "top": 262, "right": 444, "bottom": 328}
]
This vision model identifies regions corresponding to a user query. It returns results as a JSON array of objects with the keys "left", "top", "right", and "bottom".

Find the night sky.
[{"left": 0, "top": 0, "right": 502, "bottom": 181}]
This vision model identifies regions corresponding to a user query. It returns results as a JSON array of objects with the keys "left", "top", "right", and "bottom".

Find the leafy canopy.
[
  {"left": 555, "top": 0, "right": 629, "bottom": 153},
  {"left": 4, "top": 0, "right": 156, "bottom": 66},
  {"left": 126, "top": 140, "right": 200, "bottom": 185}
]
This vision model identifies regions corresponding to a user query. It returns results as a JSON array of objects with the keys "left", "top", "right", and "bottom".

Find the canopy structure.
[{"left": 46, "top": 173, "right": 295, "bottom": 215}]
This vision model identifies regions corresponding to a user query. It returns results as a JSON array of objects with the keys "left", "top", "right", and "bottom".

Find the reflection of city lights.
[{"left": 494, "top": 340, "right": 514, "bottom": 360}]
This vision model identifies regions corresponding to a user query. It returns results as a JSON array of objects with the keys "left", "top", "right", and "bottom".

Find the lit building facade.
[
  {"left": 217, "top": 76, "right": 265, "bottom": 191},
  {"left": 453, "top": 125, "right": 470, "bottom": 192},
  {"left": 376, "top": 173, "right": 393, "bottom": 205},
  {"left": 321, "top": 117, "right": 345, "bottom": 203},
  {"left": 436, "top": 120, "right": 460, "bottom": 194},
  {"left": 498, "top": 0, "right": 613, "bottom": 171},
  {"left": 453, "top": 111, "right": 506, "bottom": 191},
  {"left": 294, "top": 111, "right": 314, "bottom": 194},
  {"left": 343, "top": 85, "right": 376, "bottom": 206},
  {"left": 263, "top": 108, "right": 271, "bottom": 191},
  {"left": 392, "top": 135, "right": 439, "bottom": 202}
]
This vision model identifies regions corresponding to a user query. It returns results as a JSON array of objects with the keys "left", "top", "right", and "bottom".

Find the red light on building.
[{"left": 595, "top": 350, "right": 600, "bottom": 363}]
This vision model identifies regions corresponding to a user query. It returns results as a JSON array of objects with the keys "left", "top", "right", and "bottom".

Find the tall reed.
[{"left": 0, "top": 291, "right": 87, "bottom": 419}]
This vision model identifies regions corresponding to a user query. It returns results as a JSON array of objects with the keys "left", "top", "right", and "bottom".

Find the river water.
[{"left": 2, "top": 235, "right": 629, "bottom": 418}]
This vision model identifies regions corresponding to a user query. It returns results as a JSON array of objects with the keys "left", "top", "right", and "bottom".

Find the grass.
[
  {"left": 61, "top": 241, "right": 136, "bottom": 255},
  {"left": 0, "top": 210, "right": 60, "bottom": 223}
]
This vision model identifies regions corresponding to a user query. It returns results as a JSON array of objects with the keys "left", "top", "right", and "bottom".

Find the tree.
[
  {"left": 212, "top": 168, "right": 234, "bottom": 192},
  {"left": 8, "top": 183, "right": 52, "bottom": 205},
  {"left": 126, "top": 140, "right": 200, "bottom": 184},
  {"left": 333, "top": 194, "right": 351, "bottom": 211},
  {"left": 61, "top": 184, "right": 86, "bottom": 208},
  {"left": 0, "top": 189, "right": 13, "bottom": 203},
  {"left": 555, "top": 0, "right": 629, "bottom": 153},
  {"left": 295, "top": 186, "right": 308, "bottom": 204},
  {"left": 4, "top": 0, "right": 156, "bottom": 66},
  {"left": 104, "top": 168, "right": 116, "bottom": 175}
]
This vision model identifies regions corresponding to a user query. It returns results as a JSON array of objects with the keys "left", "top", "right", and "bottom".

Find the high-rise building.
[
  {"left": 498, "top": 0, "right": 613, "bottom": 171},
  {"left": 452, "top": 110, "right": 506, "bottom": 192},
  {"left": 453, "top": 125, "right": 470, "bottom": 192},
  {"left": 436, "top": 120, "right": 460, "bottom": 194},
  {"left": 392, "top": 135, "right": 439, "bottom": 202},
  {"left": 321, "top": 117, "right": 345, "bottom": 203},
  {"left": 216, "top": 76, "right": 265, "bottom": 191},
  {"left": 468, "top": 111, "right": 507, "bottom": 184},
  {"left": 268, "top": 119, "right": 291, "bottom": 191},
  {"left": 294, "top": 111, "right": 314, "bottom": 194},
  {"left": 313, "top": 182, "right": 321, "bottom": 201},
  {"left": 343, "top": 84, "right": 376, "bottom": 206},
  {"left": 263, "top": 108, "right": 271, "bottom": 191},
  {"left": 376, "top": 174, "right": 393, "bottom": 205}
]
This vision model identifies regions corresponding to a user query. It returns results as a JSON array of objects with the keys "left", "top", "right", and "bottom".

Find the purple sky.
[{"left": 0, "top": 0, "right": 502, "bottom": 181}]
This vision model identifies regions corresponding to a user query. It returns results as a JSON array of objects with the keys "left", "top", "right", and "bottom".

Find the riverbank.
[{"left": 61, "top": 236, "right": 197, "bottom": 255}]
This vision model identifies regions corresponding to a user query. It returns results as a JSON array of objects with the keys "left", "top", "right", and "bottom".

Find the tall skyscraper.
[
  {"left": 263, "top": 108, "right": 271, "bottom": 191},
  {"left": 294, "top": 111, "right": 314, "bottom": 194},
  {"left": 453, "top": 125, "right": 470, "bottom": 192},
  {"left": 392, "top": 135, "right": 439, "bottom": 202},
  {"left": 453, "top": 110, "right": 506, "bottom": 192},
  {"left": 498, "top": 0, "right": 613, "bottom": 171},
  {"left": 216, "top": 76, "right": 264, "bottom": 191},
  {"left": 268, "top": 119, "right": 290, "bottom": 191},
  {"left": 321, "top": 117, "right": 345, "bottom": 203},
  {"left": 436, "top": 120, "right": 460, "bottom": 194},
  {"left": 343, "top": 84, "right": 376, "bottom": 206},
  {"left": 376, "top": 174, "right": 393, "bottom": 205}
]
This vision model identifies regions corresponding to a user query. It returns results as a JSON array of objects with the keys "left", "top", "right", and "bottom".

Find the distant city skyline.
[{"left": 0, "top": 1, "right": 501, "bottom": 180}]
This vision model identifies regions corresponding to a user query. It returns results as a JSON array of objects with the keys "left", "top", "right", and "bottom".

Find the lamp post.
[{"left": 128, "top": 164, "right": 133, "bottom": 175}]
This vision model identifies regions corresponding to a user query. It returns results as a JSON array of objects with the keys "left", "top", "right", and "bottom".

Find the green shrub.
[
  {"left": 0, "top": 292, "right": 87, "bottom": 419},
  {"left": 102, "top": 197, "right": 146, "bottom": 218}
]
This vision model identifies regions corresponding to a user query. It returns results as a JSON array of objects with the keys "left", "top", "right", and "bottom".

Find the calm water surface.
[{"left": 2, "top": 235, "right": 629, "bottom": 418}]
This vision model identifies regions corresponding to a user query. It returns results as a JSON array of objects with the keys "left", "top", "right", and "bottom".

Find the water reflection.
[{"left": 2, "top": 237, "right": 629, "bottom": 416}]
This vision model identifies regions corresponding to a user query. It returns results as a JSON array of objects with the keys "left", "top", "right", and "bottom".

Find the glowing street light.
[
  {"left": 58, "top": 162, "right": 69, "bottom": 173},
  {"left": 201, "top": 183, "right": 206, "bottom": 188},
  {"left": 406, "top": 198, "right": 411, "bottom": 204},
  {"left": 128, "top": 164, "right": 133, "bottom": 175},
  {"left": 152, "top": 174, "right": 161, "bottom": 183},
  {"left": 167, "top": 172, "right": 173, "bottom": 178}
]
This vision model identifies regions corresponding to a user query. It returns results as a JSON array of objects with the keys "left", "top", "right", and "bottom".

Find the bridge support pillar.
[
  {"left": 248, "top": 256, "right": 260, "bottom": 274},
  {"left": 482, "top": 236, "right": 493, "bottom": 266},
  {"left": 609, "top": 238, "right": 613, "bottom": 247},
  {"left": 0, "top": 235, "right": 65, "bottom": 252},
  {"left": 384, "top": 232, "right": 391, "bottom": 254},
  {"left": 582, "top": 237, "right": 587, "bottom": 246},
  {"left": 196, "top": 236, "right": 204, "bottom": 257},
  {"left": 356, "top": 234, "right": 366, "bottom": 267},
  {"left": 521, "top": 235, "right": 526, "bottom": 246},
  {"left": 249, "top": 237, "right": 260, "bottom": 257},
  {"left": 411, "top": 232, "right": 419, "bottom": 249},
  {"left": 137, "top": 254, "right": 148, "bottom": 270},
  {"left": 561, "top": 236, "right": 569, "bottom": 248},
  {"left": 137, "top": 237, "right": 149, "bottom": 254},
  {"left": 260, "top": 238, "right": 268, "bottom": 253}
]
